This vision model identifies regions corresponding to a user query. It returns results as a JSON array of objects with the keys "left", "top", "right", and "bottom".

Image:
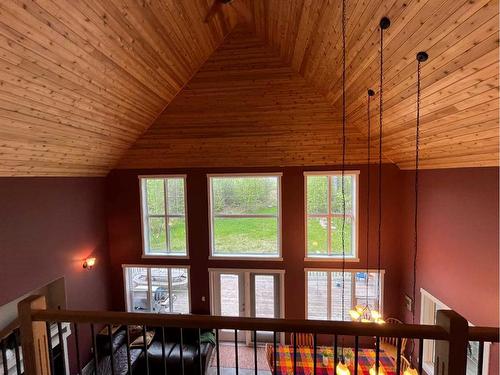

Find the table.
[{"left": 266, "top": 344, "right": 397, "bottom": 374}]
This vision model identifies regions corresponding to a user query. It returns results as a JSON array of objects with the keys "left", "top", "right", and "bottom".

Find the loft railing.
[{"left": 14, "top": 295, "right": 499, "bottom": 375}]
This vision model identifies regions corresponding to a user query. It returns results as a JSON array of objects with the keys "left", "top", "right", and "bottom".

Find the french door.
[{"left": 210, "top": 269, "right": 284, "bottom": 343}]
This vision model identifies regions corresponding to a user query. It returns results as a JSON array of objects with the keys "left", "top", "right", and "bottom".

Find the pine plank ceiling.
[{"left": 0, "top": 0, "right": 498, "bottom": 175}]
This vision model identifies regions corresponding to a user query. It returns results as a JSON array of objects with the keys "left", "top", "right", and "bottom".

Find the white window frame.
[
  {"left": 207, "top": 173, "right": 283, "bottom": 260},
  {"left": 304, "top": 268, "right": 384, "bottom": 320},
  {"left": 420, "top": 289, "right": 490, "bottom": 375},
  {"left": 209, "top": 268, "right": 285, "bottom": 344},
  {"left": 122, "top": 264, "right": 191, "bottom": 314},
  {"left": 304, "top": 171, "right": 360, "bottom": 261},
  {"left": 139, "top": 175, "right": 189, "bottom": 259}
]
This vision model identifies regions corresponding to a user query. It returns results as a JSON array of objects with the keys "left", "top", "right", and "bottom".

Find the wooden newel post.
[
  {"left": 434, "top": 309, "right": 469, "bottom": 375},
  {"left": 18, "top": 295, "right": 51, "bottom": 375}
]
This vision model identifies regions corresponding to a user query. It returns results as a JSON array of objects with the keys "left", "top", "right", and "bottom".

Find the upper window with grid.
[{"left": 140, "top": 176, "right": 188, "bottom": 257}]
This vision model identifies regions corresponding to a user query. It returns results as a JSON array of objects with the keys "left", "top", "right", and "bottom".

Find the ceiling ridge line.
[
  {"left": 111, "top": 20, "right": 242, "bottom": 174},
  {"left": 249, "top": 26, "right": 400, "bottom": 169}
]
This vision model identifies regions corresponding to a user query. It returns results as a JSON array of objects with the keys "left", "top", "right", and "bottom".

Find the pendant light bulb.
[
  {"left": 403, "top": 367, "right": 419, "bottom": 375},
  {"left": 371, "top": 310, "right": 381, "bottom": 319},
  {"left": 336, "top": 361, "right": 351, "bottom": 375},
  {"left": 349, "top": 309, "right": 361, "bottom": 320},
  {"left": 369, "top": 364, "right": 387, "bottom": 375}
]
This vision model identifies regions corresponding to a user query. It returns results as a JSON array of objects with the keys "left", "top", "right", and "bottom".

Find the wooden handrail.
[
  {"left": 0, "top": 318, "right": 19, "bottom": 341},
  {"left": 468, "top": 326, "right": 500, "bottom": 342},
  {"left": 31, "top": 309, "right": 450, "bottom": 340}
]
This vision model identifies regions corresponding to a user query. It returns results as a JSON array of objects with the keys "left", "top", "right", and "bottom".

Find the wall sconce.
[{"left": 83, "top": 257, "right": 96, "bottom": 270}]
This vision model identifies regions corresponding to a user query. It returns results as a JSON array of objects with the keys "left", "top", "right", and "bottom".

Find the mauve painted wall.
[
  {"left": 106, "top": 164, "right": 404, "bottom": 321},
  {"left": 399, "top": 167, "right": 499, "bottom": 373},
  {"left": 0, "top": 178, "right": 112, "bottom": 368}
]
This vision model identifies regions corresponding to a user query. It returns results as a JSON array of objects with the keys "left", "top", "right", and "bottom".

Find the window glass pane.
[
  {"left": 354, "top": 272, "right": 380, "bottom": 311},
  {"left": 331, "top": 272, "right": 352, "bottom": 321},
  {"left": 330, "top": 175, "right": 353, "bottom": 215},
  {"left": 146, "top": 179, "right": 165, "bottom": 215},
  {"left": 171, "top": 268, "right": 189, "bottom": 313},
  {"left": 151, "top": 268, "right": 168, "bottom": 313},
  {"left": 167, "top": 178, "right": 185, "bottom": 215},
  {"left": 213, "top": 217, "right": 277, "bottom": 255},
  {"left": 254, "top": 275, "right": 276, "bottom": 318},
  {"left": 307, "top": 271, "right": 328, "bottom": 320},
  {"left": 126, "top": 267, "right": 149, "bottom": 312},
  {"left": 331, "top": 216, "right": 353, "bottom": 256},
  {"left": 212, "top": 177, "right": 278, "bottom": 215},
  {"left": 220, "top": 274, "right": 241, "bottom": 317},
  {"left": 168, "top": 217, "right": 186, "bottom": 253},
  {"left": 148, "top": 217, "right": 166, "bottom": 252},
  {"left": 307, "top": 176, "right": 328, "bottom": 214},
  {"left": 307, "top": 218, "right": 328, "bottom": 255}
]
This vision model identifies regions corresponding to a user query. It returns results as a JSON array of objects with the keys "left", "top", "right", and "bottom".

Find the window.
[
  {"left": 305, "top": 269, "right": 383, "bottom": 321},
  {"left": 123, "top": 265, "right": 190, "bottom": 314},
  {"left": 420, "top": 289, "right": 490, "bottom": 375},
  {"left": 305, "top": 172, "right": 358, "bottom": 259},
  {"left": 139, "top": 176, "right": 188, "bottom": 257},
  {"left": 208, "top": 174, "right": 281, "bottom": 258}
]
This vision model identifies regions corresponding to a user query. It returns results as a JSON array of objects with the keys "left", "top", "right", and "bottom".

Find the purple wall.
[
  {"left": 399, "top": 167, "right": 499, "bottom": 373},
  {"left": 0, "top": 177, "right": 112, "bottom": 367},
  {"left": 106, "top": 164, "right": 404, "bottom": 320}
]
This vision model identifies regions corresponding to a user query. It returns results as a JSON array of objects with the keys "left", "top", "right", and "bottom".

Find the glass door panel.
[
  {"left": 214, "top": 272, "right": 245, "bottom": 341},
  {"left": 249, "top": 273, "right": 280, "bottom": 343}
]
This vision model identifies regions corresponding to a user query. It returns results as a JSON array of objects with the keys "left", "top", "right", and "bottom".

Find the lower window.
[
  {"left": 306, "top": 269, "right": 384, "bottom": 321},
  {"left": 123, "top": 265, "right": 190, "bottom": 314}
]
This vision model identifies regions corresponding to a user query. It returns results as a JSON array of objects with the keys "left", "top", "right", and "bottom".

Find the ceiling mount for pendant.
[
  {"left": 368, "top": 89, "right": 375, "bottom": 96},
  {"left": 416, "top": 51, "right": 429, "bottom": 62},
  {"left": 379, "top": 17, "right": 390, "bottom": 29}
]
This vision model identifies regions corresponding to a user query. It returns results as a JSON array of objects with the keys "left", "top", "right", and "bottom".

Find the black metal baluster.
[
  {"left": 375, "top": 336, "right": 380, "bottom": 373},
  {"left": 46, "top": 322, "right": 55, "bottom": 375},
  {"left": 180, "top": 328, "right": 185, "bottom": 375},
  {"left": 234, "top": 329, "right": 238, "bottom": 375},
  {"left": 125, "top": 326, "right": 132, "bottom": 375},
  {"left": 477, "top": 341, "right": 484, "bottom": 375},
  {"left": 418, "top": 338, "right": 424, "bottom": 374},
  {"left": 14, "top": 329, "right": 22, "bottom": 375},
  {"left": 1, "top": 339, "right": 8, "bottom": 375},
  {"left": 293, "top": 333, "right": 297, "bottom": 375},
  {"left": 273, "top": 331, "right": 277, "bottom": 375},
  {"left": 91, "top": 324, "right": 99, "bottom": 375},
  {"left": 215, "top": 329, "right": 220, "bottom": 375},
  {"left": 161, "top": 327, "right": 166, "bottom": 375},
  {"left": 313, "top": 333, "right": 317, "bottom": 375},
  {"left": 142, "top": 325, "right": 149, "bottom": 375},
  {"left": 334, "top": 335, "right": 338, "bottom": 367},
  {"left": 74, "top": 322, "right": 82, "bottom": 375},
  {"left": 354, "top": 336, "right": 359, "bottom": 375},
  {"left": 395, "top": 337, "right": 402, "bottom": 375},
  {"left": 198, "top": 329, "right": 203, "bottom": 375},
  {"left": 57, "top": 322, "right": 67, "bottom": 375},
  {"left": 108, "top": 324, "right": 116, "bottom": 375},
  {"left": 253, "top": 330, "right": 258, "bottom": 375}
]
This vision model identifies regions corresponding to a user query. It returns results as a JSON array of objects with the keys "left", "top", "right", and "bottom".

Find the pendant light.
[
  {"left": 368, "top": 15, "right": 390, "bottom": 375},
  {"left": 349, "top": 89, "right": 377, "bottom": 323},
  {"left": 403, "top": 50, "right": 428, "bottom": 375},
  {"left": 336, "top": 0, "right": 350, "bottom": 373}
]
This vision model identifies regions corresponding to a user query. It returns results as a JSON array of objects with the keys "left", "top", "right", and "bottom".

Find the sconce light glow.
[
  {"left": 403, "top": 368, "right": 419, "bottom": 375},
  {"left": 83, "top": 257, "right": 96, "bottom": 269},
  {"left": 369, "top": 364, "right": 387, "bottom": 375}
]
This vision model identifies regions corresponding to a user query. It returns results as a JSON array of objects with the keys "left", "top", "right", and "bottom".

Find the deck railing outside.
[{"left": 7, "top": 295, "right": 499, "bottom": 375}]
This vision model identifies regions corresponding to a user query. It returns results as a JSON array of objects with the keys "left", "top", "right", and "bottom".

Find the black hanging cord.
[
  {"left": 340, "top": 0, "right": 347, "bottom": 358},
  {"left": 409, "top": 51, "right": 428, "bottom": 362},
  {"left": 377, "top": 17, "right": 390, "bottom": 312},
  {"left": 366, "top": 89, "right": 375, "bottom": 305}
]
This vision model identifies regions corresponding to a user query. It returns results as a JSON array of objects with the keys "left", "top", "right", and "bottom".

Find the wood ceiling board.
[
  {"left": 249, "top": 0, "right": 499, "bottom": 168},
  {"left": 118, "top": 27, "right": 382, "bottom": 169},
  {"left": 0, "top": 0, "right": 236, "bottom": 176}
]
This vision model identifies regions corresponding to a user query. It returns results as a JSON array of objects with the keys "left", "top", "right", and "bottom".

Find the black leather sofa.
[{"left": 94, "top": 327, "right": 214, "bottom": 375}]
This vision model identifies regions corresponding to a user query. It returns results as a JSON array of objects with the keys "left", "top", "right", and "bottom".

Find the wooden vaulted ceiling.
[{"left": 0, "top": 0, "right": 498, "bottom": 175}]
